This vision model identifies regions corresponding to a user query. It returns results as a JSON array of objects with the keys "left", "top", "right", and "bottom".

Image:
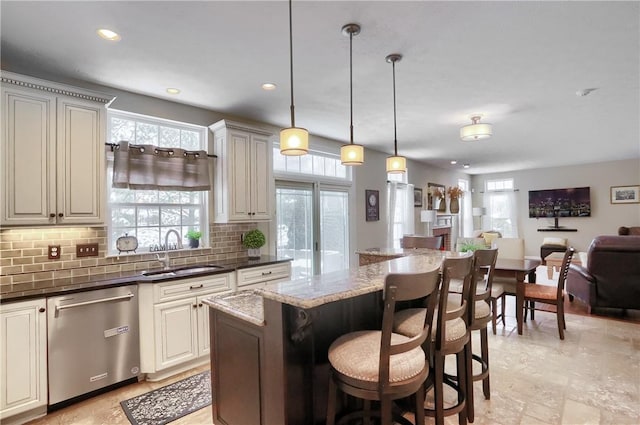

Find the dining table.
[{"left": 494, "top": 258, "right": 541, "bottom": 335}]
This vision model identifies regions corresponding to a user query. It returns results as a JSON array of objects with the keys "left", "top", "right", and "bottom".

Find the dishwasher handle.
[{"left": 56, "top": 293, "right": 135, "bottom": 311}]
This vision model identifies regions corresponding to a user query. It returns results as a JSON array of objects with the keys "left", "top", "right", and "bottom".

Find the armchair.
[{"left": 566, "top": 235, "right": 640, "bottom": 312}]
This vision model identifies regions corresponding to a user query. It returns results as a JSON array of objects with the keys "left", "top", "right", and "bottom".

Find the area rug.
[{"left": 120, "top": 371, "right": 211, "bottom": 425}]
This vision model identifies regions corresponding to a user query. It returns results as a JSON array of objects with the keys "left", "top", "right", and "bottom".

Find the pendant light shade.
[
  {"left": 460, "top": 115, "right": 492, "bottom": 141},
  {"left": 385, "top": 53, "right": 406, "bottom": 174},
  {"left": 280, "top": 0, "right": 309, "bottom": 156},
  {"left": 340, "top": 23, "right": 364, "bottom": 166}
]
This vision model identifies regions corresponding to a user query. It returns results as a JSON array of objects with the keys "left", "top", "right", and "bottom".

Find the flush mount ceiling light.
[
  {"left": 463, "top": 163, "right": 470, "bottom": 169},
  {"left": 340, "top": 23, "right": 364, "bottom": 166},
  {"left": 450, "top": 160, "right": 458, "bottom": 165},
  {"left": 96, "top": 28, "right": 121, "bottom": 41},
  {"left": 279, "top": 0, "right": 309, "bottom": 156},
  {"left": 385, "top": 53, "right": 407, "bottom": 174},
  {"left": 460, "top": 115, "right": 493, "bottom": 141},
  {"left": 166, "top": 88, "right": 180, "bottom": 95},
  {"left": 262, "top": 83, "right": 277, "bottom": 91}
]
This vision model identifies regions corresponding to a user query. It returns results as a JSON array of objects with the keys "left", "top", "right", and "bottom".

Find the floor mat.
[{"left": 120, "top": 370, "right": 211, "bottom": 425}]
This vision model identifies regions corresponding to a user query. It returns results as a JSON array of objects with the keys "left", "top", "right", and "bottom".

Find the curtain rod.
[{"left": 105, "top": 142, "right": 217, "bottom": 158}]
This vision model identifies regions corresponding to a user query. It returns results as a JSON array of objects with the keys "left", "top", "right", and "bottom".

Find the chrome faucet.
[{"left": 156, "top": 229, "right": 183, "bottom": 269}]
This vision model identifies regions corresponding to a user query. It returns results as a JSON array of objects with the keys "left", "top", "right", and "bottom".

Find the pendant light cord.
[
  {"left": 349, "top": 30, "right": 354, "bottom": 145},
  {"left": 392, "top": 59, "right": 398, "bottom": 156},
  {"left": 288, "top": 0, "right": 295, "bottom": 128}
]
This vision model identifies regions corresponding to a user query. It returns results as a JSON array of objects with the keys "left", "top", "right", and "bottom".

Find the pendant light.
[
  {"left": 385, "top": 54, "right": 407, "bottom": 174},
  {"left": 280, "top": 0, "right": 309, "bottom": 156},
  {"left": 460, "top": 115, "right": 493, "bottom": 141},
  {"left": 340, "top": 23, "right": 364, "bottom": 166}
]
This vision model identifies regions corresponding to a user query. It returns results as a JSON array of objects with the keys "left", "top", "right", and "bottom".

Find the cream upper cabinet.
[
  {"left": 209, "top": 120, "right": 273, "bottom": 222},
  {"left": 1, "top": 72, "right": 114, "bottom": 226},
  {"left": 0, "top": 298, "right": 48, "bottom": 423}
]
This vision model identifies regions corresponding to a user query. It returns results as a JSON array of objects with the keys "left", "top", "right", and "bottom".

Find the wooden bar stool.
[
  {"left": 447, "top": 248, "right": 497, "bottom": 421},
  {"left": 393, "top": 254, "right": 474, "bottom": 425},
  {"left": 326, "top": 268, "right": 441, "bottom": 425}
]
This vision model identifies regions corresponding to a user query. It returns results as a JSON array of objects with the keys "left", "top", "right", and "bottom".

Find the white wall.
[
  {"left": 471, "top": 159, "right": 640, "bottom": 257},
  {"left": 353, "top": 151, "right": 467, "bottom": 255}
]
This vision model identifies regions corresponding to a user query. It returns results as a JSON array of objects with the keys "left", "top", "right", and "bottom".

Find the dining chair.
[
  {"left": 326, "top": 268, "right": 441, "bottom": 425},
  {"left": 521, "top": 247, "right": 575, "bottom": 340},
  {"left": 490, "top": 238, "right": 525, "bottom": 333},
  {"left": 401, "top": 235, "right": 444, "bottom": 250}
]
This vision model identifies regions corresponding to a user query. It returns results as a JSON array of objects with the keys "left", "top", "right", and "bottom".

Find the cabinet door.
[
  {"left": 196, "top": 295, "right": 212, "bottom": 356},
  {"left": 1, "top": 87, "right": 56, "bottom": 225},
  {"left": 228, "top": 130, "right": 252, "bottom": 221},
  {"left": 154, "top": 298, "right": 198, "bottom": 371},
  {"left": 250, "top": 134, "right": 272, "bottom": 220},
  {"left": 56, "top": 97, "right": 104, "bottom": 224},
  {"left": 0, "top": 299, "right": 47, "bottom": 418}
]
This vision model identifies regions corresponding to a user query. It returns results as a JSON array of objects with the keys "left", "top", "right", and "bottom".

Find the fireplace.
[{"left": 433, "top": 226, "right": 452, "bottom": 251}]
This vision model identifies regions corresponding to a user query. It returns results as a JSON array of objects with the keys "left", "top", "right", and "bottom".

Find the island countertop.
[{"left": 255, "top": 251, "right": 468, "bottom": 309}]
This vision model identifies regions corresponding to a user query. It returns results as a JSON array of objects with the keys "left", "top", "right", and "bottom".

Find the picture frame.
[
  {"left": 414, "top": 188, "right": 423, "bottom": 207},
  {"left": 365, "top": 190, "right": 380, "bottom": 221},
  {"left": 610, "top": 185, "right": 640, "bottom": 204},
  {"left": 427, "top": 183, "right": 445, "bottom": 210}
]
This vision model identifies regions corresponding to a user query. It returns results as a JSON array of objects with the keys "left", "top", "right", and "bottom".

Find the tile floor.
[{"left": 25, "top": 266, "right": 640, "bottom": 425}]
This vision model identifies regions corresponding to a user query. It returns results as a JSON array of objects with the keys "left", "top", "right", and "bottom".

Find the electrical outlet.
[
  {"left": 48, "top": 245, "right": 61, "bottom": 260},
  {"left": 76, "top": 243, "right": 99, "bottom": 258}
]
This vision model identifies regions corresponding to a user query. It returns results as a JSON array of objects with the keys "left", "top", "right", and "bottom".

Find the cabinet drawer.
[
  {"left": 236, "top": 263, "right": 291, "bottom": 288},
  {"left": 154, "top": 274, "right": 232, "bottom": 303}
]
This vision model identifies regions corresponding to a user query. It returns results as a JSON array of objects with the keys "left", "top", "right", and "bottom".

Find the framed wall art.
[
  {"left": 414, "top": 188, "right": 423, "bottom": 207},
  {"left": 365, "top": 190, "right": 379, "bottom": 221},
  {"left": 610, "top": 185, "right": 640, "bottom": 204}
]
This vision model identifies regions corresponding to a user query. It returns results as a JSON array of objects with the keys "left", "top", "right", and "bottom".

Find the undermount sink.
[{"left": 142, "top": 265, "right": 225, "bottom": 278}]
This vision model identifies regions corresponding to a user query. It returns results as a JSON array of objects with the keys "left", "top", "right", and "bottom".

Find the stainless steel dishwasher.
[{"left": 47, "top": 285, "right": 140, "bottom": 408}]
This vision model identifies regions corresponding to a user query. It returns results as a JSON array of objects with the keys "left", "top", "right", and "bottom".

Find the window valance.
[{"left": 112, "top": 141, "right": 211, "bottom": 191}]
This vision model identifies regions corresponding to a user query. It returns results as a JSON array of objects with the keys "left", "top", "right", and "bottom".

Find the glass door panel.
[
  {"left": 276, "top": 186, "right": 313, "bottom": 280},
  {"left": 320, "top": 190, "right": 349, "bottom": 274}
]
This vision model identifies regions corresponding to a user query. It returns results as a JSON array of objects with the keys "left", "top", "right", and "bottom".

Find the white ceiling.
[{"left": 2, "top": 1, "right": 639, "bottom": 174}]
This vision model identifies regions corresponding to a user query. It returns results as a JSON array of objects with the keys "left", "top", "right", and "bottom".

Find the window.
[
  {"left": 273, "top": 147, "right": 350, "bottom": 180},
  {"left": 484, "top": 178, "right": 519, "bottom": 237},
  {"left": 386, "top": 170, "right": 412, "bottom": 248},
  {"left": 107, "top": 110, "right": 208, "bottom": 254}
]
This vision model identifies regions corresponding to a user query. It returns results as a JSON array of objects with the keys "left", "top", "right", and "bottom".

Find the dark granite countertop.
[{"left": 0, "top": 256, "right": 291, "bottom": 304}]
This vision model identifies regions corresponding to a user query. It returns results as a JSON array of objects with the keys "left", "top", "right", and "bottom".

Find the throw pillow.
[{"left": 482, "top": 232, "right": 500, "bottom": 246}]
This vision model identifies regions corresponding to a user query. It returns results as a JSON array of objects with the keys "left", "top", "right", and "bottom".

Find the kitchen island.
[{"left": 204, "top": 252, "right": 464, "bottom": 425}]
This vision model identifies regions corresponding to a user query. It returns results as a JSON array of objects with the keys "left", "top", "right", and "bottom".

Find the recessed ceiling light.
[
  {"left": 450, "top": 160, "right": 458, "bottom": 165},
  {"left": 463, "top": 163, "right": 470, "bottom": 169},
  {"left": 262, "top": 83, "right": 277, "bottom": 91},
  {"left": 96, "top": 29, "right": 121, "bottom": 41},
  {"left": 166, "top": 88, "right": 181, "bottom": 95}
]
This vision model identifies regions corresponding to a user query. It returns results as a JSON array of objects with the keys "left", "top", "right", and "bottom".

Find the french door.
[{"left": 275, "top": 182, "right": 349, "bottom": 279}]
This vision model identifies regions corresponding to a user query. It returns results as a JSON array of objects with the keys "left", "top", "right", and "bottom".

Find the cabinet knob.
[
  {"left": 192, "top": 304, "right": 198, "bottom": 309},
  {"left": 49, "top": 213, "right": 56, "bottom": 218},
  {"left": 39, "top": 307, "right": 46, "bottom": 313},
  {"left": 198, "top": 303, "right": 203, "bottom": 308},
  {"left": 58, "top": 213, "right": 64, "bottom": 218}
]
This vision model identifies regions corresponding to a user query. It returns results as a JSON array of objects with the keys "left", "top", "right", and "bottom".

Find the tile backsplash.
[{"left": 0, "top": 223, "right": 256, "bottom": 295}]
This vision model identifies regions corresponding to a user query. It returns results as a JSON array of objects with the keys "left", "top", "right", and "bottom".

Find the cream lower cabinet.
[
  {"left": 1, "top": 72, "right": 113, "bottom": 226},
  {"left": 0, "top": 299, "right": 47, "bottom": 424},
  {"left": 209, "top": 120, "right": 273, "bottom": 223},
  {"left": 236, "top": 262, "right": 292, "bottom": 290},
  {"left": 139, "top": 273, "right": 233, "bottom": 381}
]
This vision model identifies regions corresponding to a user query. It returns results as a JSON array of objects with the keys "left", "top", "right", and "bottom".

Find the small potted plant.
[
  {"left": 459, "top": 241, "right": 485, "bottom": 253},
  {"left": 243, "top": 229, "right": 266, "bottom": 259},
  {"left": 186, "top": 229, "right": 202, "bottom": 248}
]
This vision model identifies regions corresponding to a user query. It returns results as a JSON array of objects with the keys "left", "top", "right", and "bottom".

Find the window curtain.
[
  {"left": 461, "top": 191, "right": 473, "bottom": 237},
  {"left": 483, "top": 190, "right": 519, "bottom": 237},
  {"left": 112, "top": 141, "right": 211, "bottom": 191},
  {"left": 386, "top": 182, "right": 415, "bottom": 248}
]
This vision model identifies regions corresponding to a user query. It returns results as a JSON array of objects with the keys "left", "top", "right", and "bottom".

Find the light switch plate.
[{"left": 76, "top": 243, "right": 99, "bottom": 258}]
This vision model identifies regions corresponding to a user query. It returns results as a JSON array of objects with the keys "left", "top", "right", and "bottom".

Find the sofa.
[
  {"left": 618, "top": 226, "right": 640, "bottom": 235},
  {"left": 566, "top": 235, "right": 640, "bottom": 312}
]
